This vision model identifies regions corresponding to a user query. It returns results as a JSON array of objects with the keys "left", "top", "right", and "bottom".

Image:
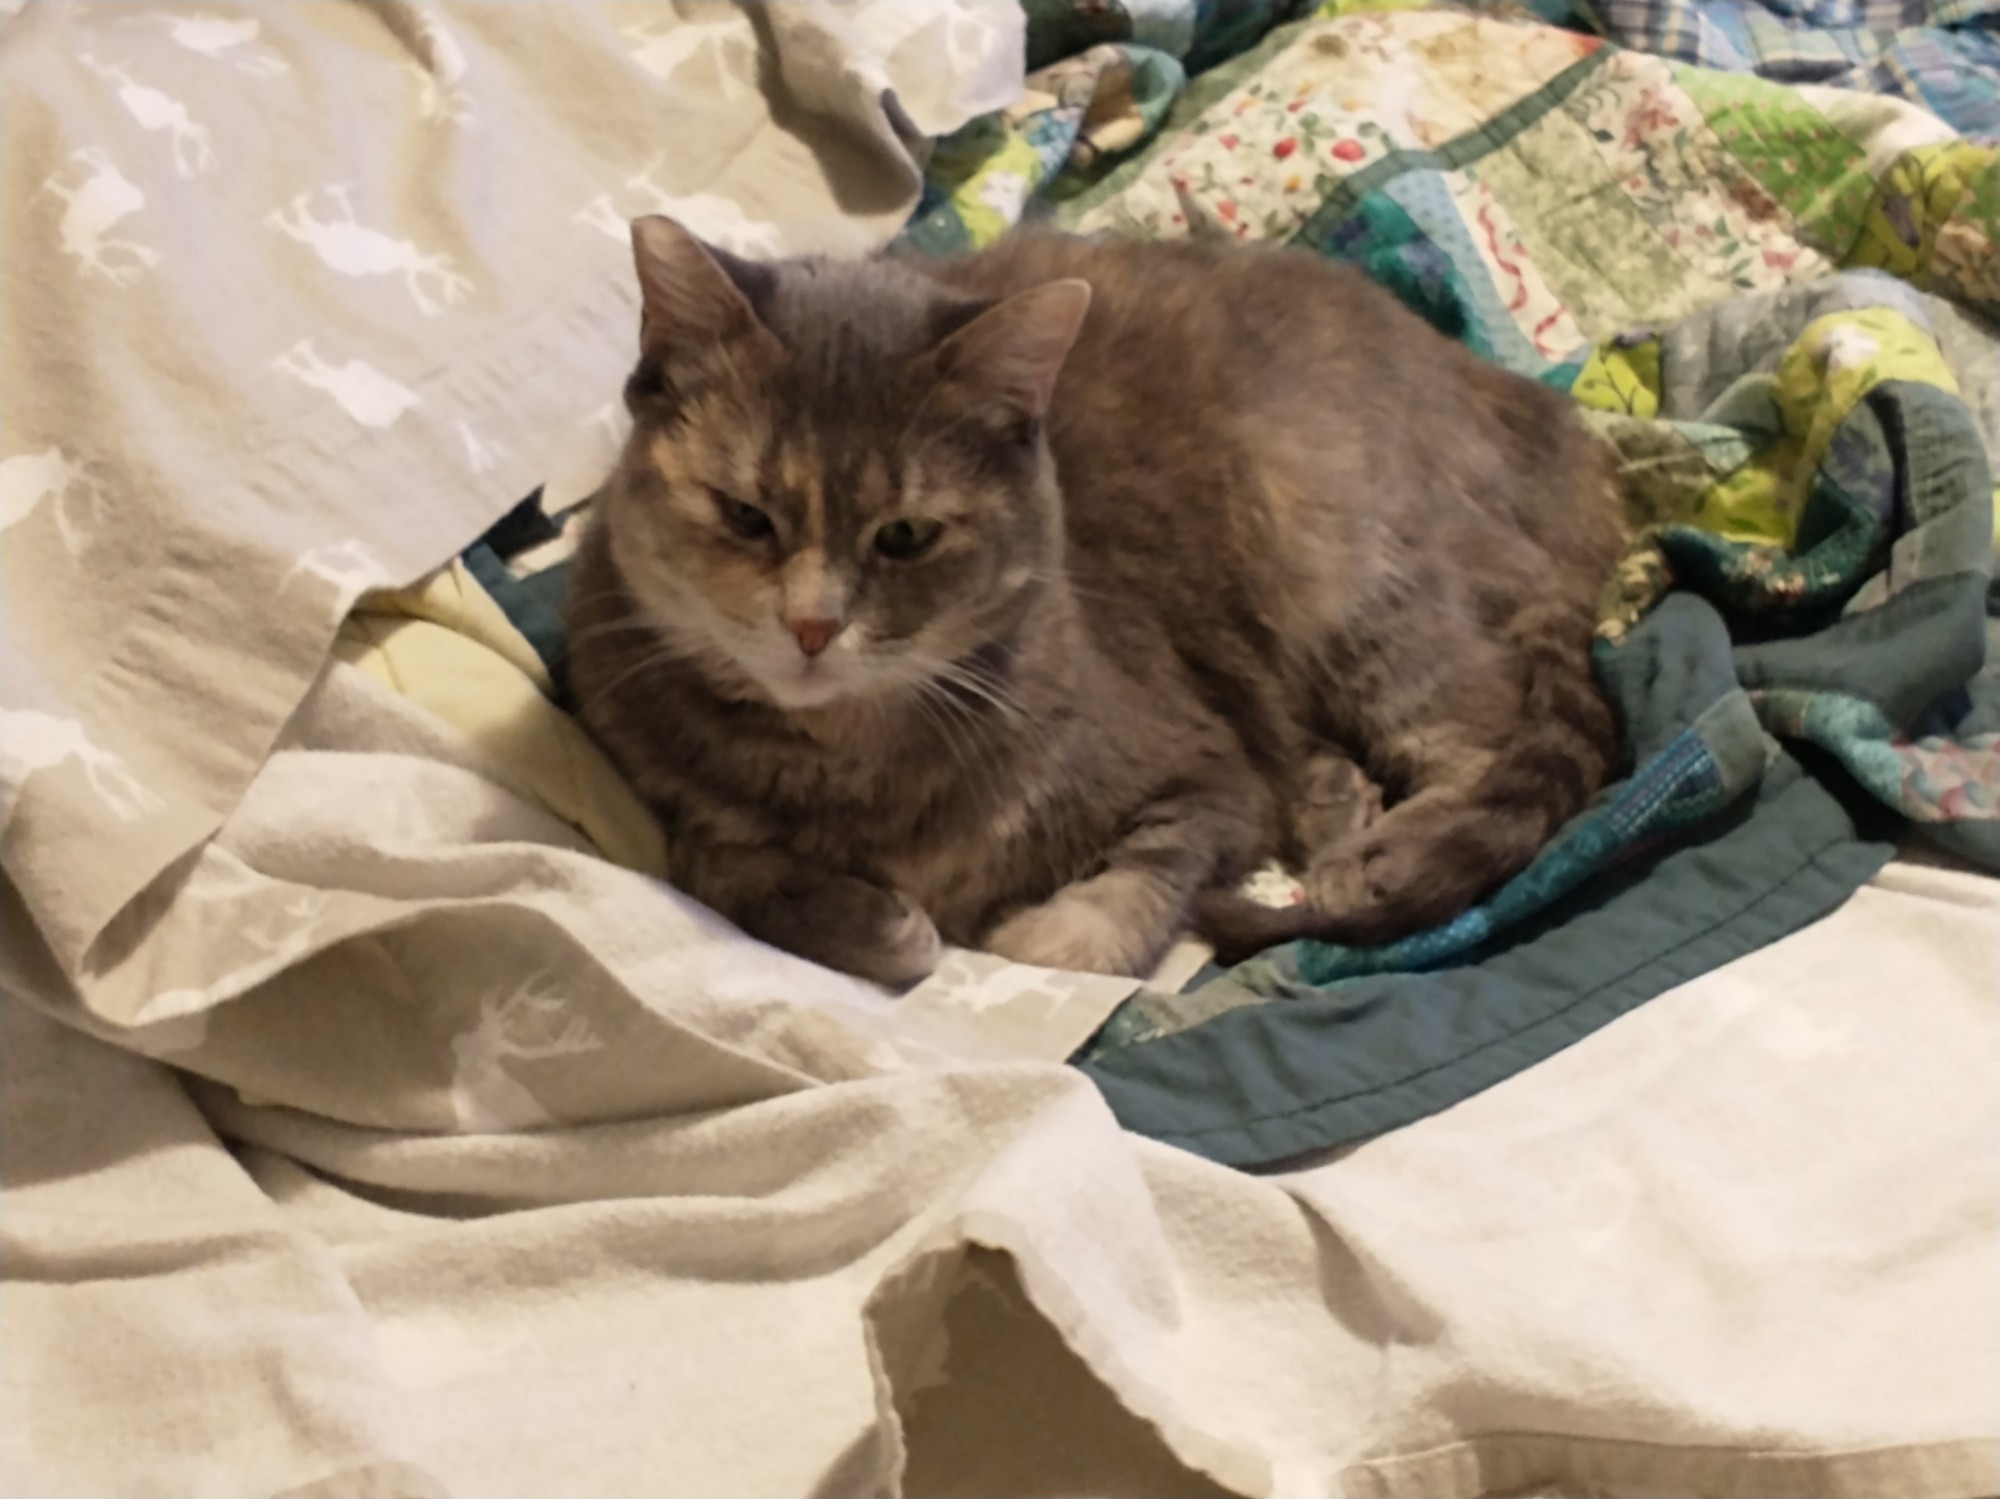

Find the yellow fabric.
[
  {"left": 1701, "top": 305, "right": 1959, "bottom": 545},
  {"left": 334, "top": 561, "right": 667, "bottom": 879},
  {"left": 1572, "top": 337, "right": 1664, "bottom": 420},
  {"left": 1848, "top": 141, "right": 2000, "bottom": 304}
]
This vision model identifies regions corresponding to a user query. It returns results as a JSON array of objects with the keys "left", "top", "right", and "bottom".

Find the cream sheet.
[{"left": 2, "top": 5, "right": 1995, "bottom": 1495}]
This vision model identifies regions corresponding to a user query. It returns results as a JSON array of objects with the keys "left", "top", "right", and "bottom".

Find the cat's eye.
[
  {"left": 874, "top": 517, "right": 943, "bottom": 561},
  {"left": 711, "top": 491, "right": 775, "bottom": 542}
]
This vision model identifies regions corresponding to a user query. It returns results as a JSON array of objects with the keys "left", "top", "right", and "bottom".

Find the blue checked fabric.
[{"left": 1591, "top": 0, "right": 2000, "bottom": 138}]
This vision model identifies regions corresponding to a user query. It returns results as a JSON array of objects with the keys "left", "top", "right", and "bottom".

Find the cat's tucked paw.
[
  {"left": 786, "top": 879, "right": 941, "bottom": 988},
  {"left": 1294, "top": 751, "right": 1384, "bottom": 851},
  {"left": 853, "top": 889, "right": 943, "bottom": 988},
  {"left": 981, "top": 880, "right": 1160, "bottom": 977},
  {"left": 1300, "top": 837, "right": 1437, "bottom": 948}
]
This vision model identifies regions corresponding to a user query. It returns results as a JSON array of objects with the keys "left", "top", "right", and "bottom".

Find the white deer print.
[
  {"left": 132, "top": 12, "right": 289, "bottom": 76},
  {"left": 406, "top": 10, "right": 473, "bottom": 124},
  {"left": 272, "top": 339, "right": 422, "bottom": 428},
  {"left": 76, "top": 52, "right": 217, "bottom": 178},
  {"left": 278, "top": 538, "right": 391, "bottom": 610},
  {"left": 456, "top": 420, "right": 506, "bottom": 475},
  {"left": 585, "top": 400, "right": 626, "bottom": 448},
  {"left": 266, "top": 185, "right": 471, "bottom": 315},
  {"left": 37, "top": 148, "right": 159, "bottom": 285},
  {"left": 449, "top": 969, "right": 603, "bottom": 1131},
  {"left": 0, "top": 709, "right": 163, "bottom": 828},
  {"left": 623, "top": 15, "right": 755, "bottom": 102},
  {"left": 1, "top": 447, "right": 104, "bottom": 557},
  {"left": 134, "top": 886, "right": 335, "bottom": 1044},
  {"left": 575, "top": 193, "right": 625, "bottom": 242},
  {"left": 243, "top": 889, "right": 333, "bottom": 959},
  {"left": 576, "top": 168, "right": 784, "bottom": 259}
]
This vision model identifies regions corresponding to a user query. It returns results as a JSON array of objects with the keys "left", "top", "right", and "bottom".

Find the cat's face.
[{"left": 602, "top": 218, "right": 1090, "bottom": 712}]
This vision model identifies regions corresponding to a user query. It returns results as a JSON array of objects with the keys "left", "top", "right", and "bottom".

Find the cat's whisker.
[
  {"left": 564, "top": 615, "right": 675, "bottom": 648},
  {"left": 906, "top": 688, "right": 981, "bottom": 793},
  {"left": 569, "top": 641, "right": 703, "bottom": 719},
  {"left": 568, "top": 584, "right": 658, "bottom": 612},
  {"left": 940, "top": 677, "right": 1025, "bottom": 724},
  {"left": 1022, "top": 569, "right": 1126, "bottom": 608},
  {"left": 911, "top": 679, "right": 1088, "bottom": 899},
  {"left": 922, "top": 691, "right": 1016, "bottom": 812},
  {"left": 924, "top": 707, "right": 1054, "bottom": 895},
  {"left": 917, "top": 655, "right": 1035, "bottom": 725},
  {"left": 877, "top": 647, "right": 1022, "bottom": 724},
  {"left": 924, "top": 676, "right": 1026, "bottom": 765}
]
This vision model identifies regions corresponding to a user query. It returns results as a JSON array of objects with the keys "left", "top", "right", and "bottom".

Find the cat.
[{"left": 563, "top": 215, "right": 1625, "bottom": 985}]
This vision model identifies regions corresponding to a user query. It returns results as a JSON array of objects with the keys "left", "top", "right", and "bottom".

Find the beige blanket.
[
  {"left": 0, "top": 0, "right": 1020, "bottom": 982},
  {"left": 3, "top": 5, "right": 1996, "bottom": 1496},
  {"left": 7, "top": 666, "right": 1995, "bottom": 1494}
]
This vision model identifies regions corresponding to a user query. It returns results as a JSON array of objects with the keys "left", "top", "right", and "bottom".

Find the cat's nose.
[{"left": 787, "top": 616, "right": 842, "bottom": 658}]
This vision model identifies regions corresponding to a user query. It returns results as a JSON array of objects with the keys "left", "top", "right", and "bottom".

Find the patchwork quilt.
[
  {"left": 466, "top": 1, "right": 1997, "bottom": 1162},
  {"left": 8, "top": 9, "right": 1994, "bottom": 1495},
  {"left": 1589, "top": 0, "right": 2000, "bottom": 141},
  {"left": 879, "top": 0, "right": 2000, "bottom": 1156}
]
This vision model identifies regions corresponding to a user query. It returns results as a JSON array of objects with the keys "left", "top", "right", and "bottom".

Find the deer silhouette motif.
[
  {"left": 278, "top": 538, "right": 391, "bottom": 610},
  {"left": 38, "top": 148, "right": 158, "bottom": 285},
  {"left": 271, "top": 340, "right": 422, "bottom": 429},
  {"left": 76, "top": 53, "right": 217, "bottom": 178},
  {"left": 575, "top": 194, "right": 630, "bottom": 242},
  {"left": 133, "top": 12, "right": 288, "bottom": 75},
  {"left": 449, "top": 969, "right": 603, "bottom": 1131},
  {"left": 242, "top": 890, "right": 333, "bottom": 959},
  {"left": 266, "top": 185, "right": 471, "bottom": 315},
  {"left": 623, "top": 15, "right": 754, "bottom": 101},
  {"left": 1, "top": 709, "right": 164, "bottom": 827},
  {"left": 576, "top": 168, "right": 785, "bottom": 258},
  {"left": 406, "top": 11, "right": 473, "bottom": 124},
  {"left": 456, "top": 420, "right": 505, "bottom": 475},
  {"left": 1, "top": 447, "right": 105, "bottom": 557},
  {"left": 585, "top": 401, "right": 626, "bottom": 448},
  {"left": 134, "top": 885, "right": 335, "bottom": 1048}
]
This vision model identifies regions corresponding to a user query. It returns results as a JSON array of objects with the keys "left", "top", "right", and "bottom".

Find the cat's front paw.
[
  {"left": 981, "top": 878, "right": 1162, "bottom": 977},
  {"left": 800, "top": 879, "right": 943, "bottom": 989}
]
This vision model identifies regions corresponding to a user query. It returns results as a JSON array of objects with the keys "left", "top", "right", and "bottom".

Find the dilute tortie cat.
[{"left": 565, "top": 215, "right": 1625, "bottom": 985}]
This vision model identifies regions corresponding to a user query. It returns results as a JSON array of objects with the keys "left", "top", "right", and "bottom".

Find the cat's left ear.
[{"left": 931, "top": 279, "right": 1092, "bottom": 421}]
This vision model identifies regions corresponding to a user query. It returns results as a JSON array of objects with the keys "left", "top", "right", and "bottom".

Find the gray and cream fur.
[{"left": 565, "top": 217, "right": 1624, "bottom": 984}]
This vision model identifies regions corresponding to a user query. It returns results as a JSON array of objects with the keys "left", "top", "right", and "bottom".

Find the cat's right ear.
[
  {"left": 629, "top": 215, "right": 776, "bottom": 378},
  {"left": 930, "top": 279, "right": 1092, "bottom": 425}
]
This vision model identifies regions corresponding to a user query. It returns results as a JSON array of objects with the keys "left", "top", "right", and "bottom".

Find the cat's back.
[
  {"left": 912, "top": 231, "right": 1415, "bottom": 396},
  {"left": 909, "top": 231, "right": 1621, "bottom": 713},
  {"left": 913, "top": 231, "right": 1616, "bottom": 582}
]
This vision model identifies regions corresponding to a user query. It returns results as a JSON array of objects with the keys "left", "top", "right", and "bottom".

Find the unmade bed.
[{"left": 3, "top": 3, "right": 1996, "bottom": 1496}]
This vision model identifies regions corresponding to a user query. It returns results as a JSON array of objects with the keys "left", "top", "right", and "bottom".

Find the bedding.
[
  {"left": 893, "top": 1, "right": 2000, "bottom": 1160},
  {"left": 1588, "top": 0, "right": 2000, "bottom": 140},
  {"left": 475, "top": 1, "right": 2000, "bottom": 1161},
  {"left": 2, "top": 3, "right": 1996, "bottom": 1497}
]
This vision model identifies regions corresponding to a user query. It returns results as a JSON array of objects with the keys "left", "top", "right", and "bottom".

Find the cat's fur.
[{"left": 565, "top": 217, "right": 1625, "bottom": 984}]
